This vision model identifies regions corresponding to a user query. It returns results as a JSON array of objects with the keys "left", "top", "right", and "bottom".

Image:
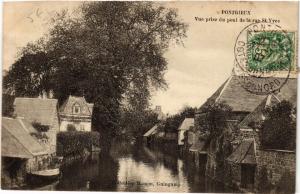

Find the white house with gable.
[{"left": 59, "top": 96, "right": 94, "bottom": 132}]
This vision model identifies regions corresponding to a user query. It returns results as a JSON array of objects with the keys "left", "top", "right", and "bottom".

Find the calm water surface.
[{"left": 34, "top": 140, "right": 231, "bottom": 192}]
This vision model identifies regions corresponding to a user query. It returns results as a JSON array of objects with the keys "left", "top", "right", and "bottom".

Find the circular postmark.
[{"left": 234, "top": 22, "right": 295, "bottom": 95}]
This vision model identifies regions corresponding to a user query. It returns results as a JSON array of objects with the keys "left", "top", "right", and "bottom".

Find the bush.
[
  {"left": 67, "top": 124, "right": 76, "bottom": 132},
  {"left": 260, "top": 100, "right": 296, "bottom": 150},
  {"left": 57, "top": 131, "right": 100, "bottom": 157},
  {"left": 2, "top": 94, "right": 15, "bottom": 117},
  {"left": 199, "top": 102, "right": 232, "bottom": 138},
  {"left": 163, "top": 106, "right": 197, "bottom": 133},
  {"left": 32, "top": 121, "right": 50, "bottom": 132}
]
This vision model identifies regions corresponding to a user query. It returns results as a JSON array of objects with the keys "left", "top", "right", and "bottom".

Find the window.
[{"left": 73, "top": 103, "right": 81, "bottom": 114}]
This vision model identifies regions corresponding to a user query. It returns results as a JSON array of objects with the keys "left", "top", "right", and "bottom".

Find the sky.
[{"left": 3, "top": 1, "right": 298, "bottom": 114}]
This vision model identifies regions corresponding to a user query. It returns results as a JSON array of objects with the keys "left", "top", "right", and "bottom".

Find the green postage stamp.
[
  {"left": 247, "top": 30, "right": 295, "bottom": 73},
  {"left": 234, "top": 22, "right": 296, "bottom": 94}
]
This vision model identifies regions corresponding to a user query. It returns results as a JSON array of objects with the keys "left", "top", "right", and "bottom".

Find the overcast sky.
[{"left": 3, "top": 1, "right": 297, "bottom": 114}]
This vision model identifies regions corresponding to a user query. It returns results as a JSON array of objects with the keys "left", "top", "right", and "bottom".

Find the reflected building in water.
[{"left": 39, "top": 140, "right": 232, "bottom": 192}]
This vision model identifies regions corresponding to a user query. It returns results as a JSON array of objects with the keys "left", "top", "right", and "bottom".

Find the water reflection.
[{"left": 33, "top": 140, "right": 233, "bottom": 192}]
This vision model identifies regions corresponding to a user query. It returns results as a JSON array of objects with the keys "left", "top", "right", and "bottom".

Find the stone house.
[
  {"left": 13, "top": 97, "right": 59, "bottom": 154},
  {"left": 59, "top": 96, "right": 94, "bottom": 132},
  {"left": 229, "top": 79, "right": 297, "bottom": 192},
  {"left": 195, "top": 75, "right": 296, "bottom": 191},
  {"left": 1, "top": 117, "right": 48, "bottom": 188},
  {"left": 195, "top": 75, "right": 265, "bottom": 180}
]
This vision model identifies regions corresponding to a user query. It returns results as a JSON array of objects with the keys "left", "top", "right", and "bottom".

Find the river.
[{"left": 31, "top": 140, "right": 234, "bottom": 192}]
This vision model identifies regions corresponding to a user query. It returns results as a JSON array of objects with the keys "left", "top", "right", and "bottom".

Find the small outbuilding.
[
  {"left": 143, "top": 125, "right": 158, "bottom": 145},
  {"left": 177, "top": 118, "right": 194, "bottom": 146},
  {"left": 2, "top": 117, "right": 48, "bottom": 188},
  {"left": 226, "top": 139, "right": 256, "bottom": 190}
]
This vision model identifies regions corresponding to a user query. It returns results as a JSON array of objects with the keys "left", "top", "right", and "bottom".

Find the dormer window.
[{"left": 73, "top": 103, "right": 81, "bottom": 114}]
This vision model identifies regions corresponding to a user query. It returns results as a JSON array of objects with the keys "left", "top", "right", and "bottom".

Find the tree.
[
  {"left": 119, "top": 107, "right": 158, "bottom": 139},
  {"left": 198, "top": 102, "right": 233, "bottom": 180},
  {"left": 2, "top": 94, "right": 15, "bottom": 117},
  {"left": 199, "top": 102, "right": 232, "bottom": 138},
  {"left": 164, "top": 106, "right": 197, "bottom": 133},
  {"left": 260, "top": 100, "right": 296, "bottom": 150},
  {"left": 4, "top": 2, "right": 188, "bottom": 152}
]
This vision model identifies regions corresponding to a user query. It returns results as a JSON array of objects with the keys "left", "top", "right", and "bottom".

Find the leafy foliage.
[
  {"left": 57, "top": 131, "right": 100, "bottom": 157},
  {"left": 32, "top": 121, "right": 50, "bottom": 132},
  {"left": 164, "top": 106, "right": 197, "bottom": 133},
  {"left": 260, "top": 100, "right": 296, "bottom": 150},
  {"left": 197, "top": 102, "right": 233, "bottom": 180},
  {"left": 67, "top": 124, "right": 77, "bottom": 132},
  {"left": 30, "top": 132, "right": 49, "bottom": 140},
  {"left": 4, "top": 2, "right": 188, "bottom": 151},
  {"left": 198, "top": 102, "right": 232, "bottom": 138},
  {"left": 2, "top": 94, "right": 15, "bottom": 117},
  {"left": 119, "top": 108, "right": 158, "bottom": 139}
]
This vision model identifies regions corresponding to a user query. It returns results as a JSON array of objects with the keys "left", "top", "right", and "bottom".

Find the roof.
[
  {"left": 143, "top": 125, "right": 158, "bottom": 137},
  {"left": 215, "top": 76, "right": 266, "bottom": 112},
  {"left": 227, "top": 139, "right": 256, "bottom": 164},
  {"left": 197, "top": 76, "right": 297, "bottom": 113},
  {"left": 14, "top": 98, "right": 58, "bottom": 126},
  {"left": 239, "top": 78, "right": 297, "bottom": 129},
  {"left": 59, "top": 95, "right": 93, "bottom": 116},
  {"left": 2, "top": 117, "right": 47, "bottom": 158},
  {"left": 2, "top": 128, "right": 32, "bottom": 158},
  {"left": 178, "top": 118, "right": 194, "bottom": 131},
  {"left": 238, "top": 97, "right": 269, "bottom": 129}
]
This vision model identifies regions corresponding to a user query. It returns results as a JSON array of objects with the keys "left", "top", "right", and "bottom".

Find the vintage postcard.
[{"left": 1, "top": 1, "right": 298, "bottom": 193}]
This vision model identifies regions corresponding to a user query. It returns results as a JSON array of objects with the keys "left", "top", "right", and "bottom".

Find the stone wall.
[{"left": 255, "top": 149, "right": 295, "bottom": 192}]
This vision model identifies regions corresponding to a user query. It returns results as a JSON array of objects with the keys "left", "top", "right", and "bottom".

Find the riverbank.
[{"left": 22, "top": 140, "right": 234, "bottom": 192}]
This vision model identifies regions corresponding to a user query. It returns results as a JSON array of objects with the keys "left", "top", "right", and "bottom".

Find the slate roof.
[
  {"left": 214, "top": 76, "right": 266, "bottom": 112},
  {"left": 143, "top": 125, "right": 158, "bottom": 137},
  {"left": 19, "top": 118, "right": 39, "bottom": 134},
  {"left": 2, "top": 117, "right": 47, "bottom": 158},
  {"left": 178, "top": 118, "right": 194, "bottom": 131},
  {"left": 239, "top": 78, "right": 297, "bottom": 129},
  {"left": 59, "top": 95, "right": 94, "bottom": 116},
  {"left": 227, "top": 139, "right": 256, "bottom": 164},
  {"left": 198, "top": 76, "right": 297, "bottom": 113},
  {"left": 14, "top": 98, "right": 58, "bottom": 126},
  {"left": 238, "top": 97, "right": 269, "bottom": 129}
]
